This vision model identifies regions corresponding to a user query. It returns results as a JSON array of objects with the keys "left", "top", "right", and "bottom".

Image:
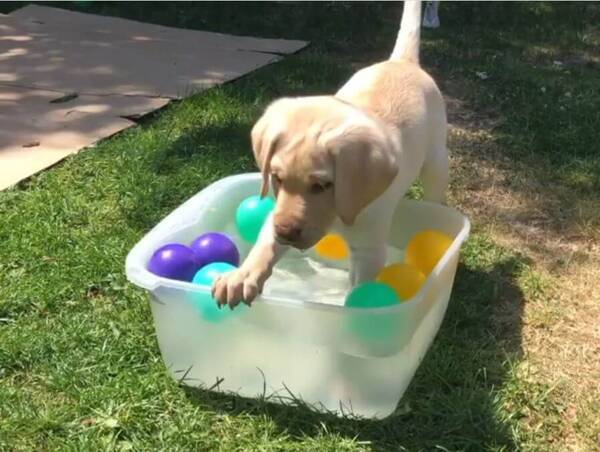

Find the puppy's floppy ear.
[
  {"left": 325, "top": 122, "right": 398, "bottom": 226},
  {"left": 251, "top": 109, "right": 283, "bottom": 198},
  {"left": 251, "top": 97, "right": 293, "bottom": 198}
]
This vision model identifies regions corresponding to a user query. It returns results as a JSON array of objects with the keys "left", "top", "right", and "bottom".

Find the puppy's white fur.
[{"left": 213, "top": 1, "right": 448, "bottom": 307}]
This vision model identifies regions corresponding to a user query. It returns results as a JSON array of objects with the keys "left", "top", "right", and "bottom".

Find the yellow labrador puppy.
[{"left": 213, "top": 0, "right": 448, "bottom": 308}]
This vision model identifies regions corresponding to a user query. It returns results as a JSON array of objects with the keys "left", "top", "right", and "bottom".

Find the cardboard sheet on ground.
[
  {"left": 0, "top": 5, "right": 307, "bottom": 189},
  {"left": 0, "top": 86, "right": 169, "bottom": 189}
]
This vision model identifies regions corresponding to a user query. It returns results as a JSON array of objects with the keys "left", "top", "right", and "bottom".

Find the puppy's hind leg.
[
  {"left": 420, "top": 146, "right": 449, "bottom": 204},
  {"left": 349, "top": 242, "right": 387, "bottom": 286}
]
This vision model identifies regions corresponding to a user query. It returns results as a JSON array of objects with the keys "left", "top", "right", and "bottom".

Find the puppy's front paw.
[{"left": 211, "top": 267, "right": 265, "bottom": 309}]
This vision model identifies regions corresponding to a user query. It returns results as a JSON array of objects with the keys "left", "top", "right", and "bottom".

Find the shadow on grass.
[
  {"left": 118, "top": 120, "right": 257, "bottom": 233},
  {"left": 181, "top": 253, "right": 525, "bottom": 450}
]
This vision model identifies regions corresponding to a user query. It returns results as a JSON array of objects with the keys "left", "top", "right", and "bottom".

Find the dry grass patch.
[{"left": 444, "top": 81, "right": 600, "bottom": 450}]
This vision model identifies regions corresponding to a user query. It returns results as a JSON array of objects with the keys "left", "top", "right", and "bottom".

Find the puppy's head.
[{"left": 252, "top": 96, "right": 398, "bottom": 249}]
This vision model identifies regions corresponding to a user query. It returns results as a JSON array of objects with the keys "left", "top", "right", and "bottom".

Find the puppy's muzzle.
[{"left": 274, "top": 221, "right": 303, "bottom": 245}]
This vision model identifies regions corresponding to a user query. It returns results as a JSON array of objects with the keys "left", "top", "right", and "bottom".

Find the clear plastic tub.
[{"left": 125, "top": 173, "right": 470, "bottom": 419}]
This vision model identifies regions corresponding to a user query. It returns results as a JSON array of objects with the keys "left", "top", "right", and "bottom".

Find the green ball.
[
  {"left": 191, "top": 262, "right": 246, "bottom": 323},
  {"left": 235, "top": 195, "right": 275, "bottom": 243},
  {"left": 345, "top": 281, "right": 400, "bottom": 345},
  {"left": 345, "top": 281, "right": 399, "bottom": 308}
]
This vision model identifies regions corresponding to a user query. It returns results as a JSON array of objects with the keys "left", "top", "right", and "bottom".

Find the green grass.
[{"left": 1, "top": 2, "right": 599, "bottom": 450}]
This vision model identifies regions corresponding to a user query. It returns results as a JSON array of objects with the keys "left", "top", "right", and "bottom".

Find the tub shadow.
[{"left": 182, "top": 254, "right": 525, "bottom": 450}]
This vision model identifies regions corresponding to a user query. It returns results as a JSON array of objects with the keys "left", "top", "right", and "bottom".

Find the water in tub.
[{"left": 264, "top": 245, "right": 404, "bottom": 306}]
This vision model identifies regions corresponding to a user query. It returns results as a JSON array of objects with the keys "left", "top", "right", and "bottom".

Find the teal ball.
[
  {"left": 191, "top": 262, "right": 246, "bottom": 322},
  {"left": 345, "top": 281, "right": 399, "bottom": 308},
  {"left": 235, "top": 195, "right": 275, "bottom": 243},
  {"left": 345, "top": 281, "right": 400, "bottom": 346}
]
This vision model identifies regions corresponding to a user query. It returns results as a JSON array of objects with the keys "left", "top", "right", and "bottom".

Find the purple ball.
[
  {"left": 190, "top": 232, "right": 240, "bottom": 268},
  {"left": 147, "top": 243, "right": 200, "bottom": 281}
]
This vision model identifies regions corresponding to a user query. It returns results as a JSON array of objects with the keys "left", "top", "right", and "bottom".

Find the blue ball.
[{"left": 191, "top": 262, "right": 246, "bottom": 322}]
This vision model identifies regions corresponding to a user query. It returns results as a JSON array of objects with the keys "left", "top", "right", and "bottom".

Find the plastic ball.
[
  {"left": 192, "top": 262, "right": 236, "bottom": 286},
  {"left": 190, "top": 232, "right": 239, "bottom": 268},
  {"left": 235, "top": 195, "right": 275, "bottom": 243},
  {"left": 345, "top": 281, "right": 399, "bottom": 308},
  {"left": 405, "top": 230, "right": 453, "bottom": 275},
  {"left": 315, "top": 234, "right": 350, "bottom": 260},
  {"left": 191, "top": 262, "right": 246, "bottom": 322},
  {"left": 345, "top": 282, "right": 400, "bottom": 345},
  {"left": 376, "top": 263, "right": 426, "bottom": 301},
  {"left": 147, "top": 243, "right": 200, "bottom": 281}
]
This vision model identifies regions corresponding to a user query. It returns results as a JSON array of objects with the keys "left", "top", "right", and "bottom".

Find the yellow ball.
[
  {"left": 315, "top": 234, "right": 350, "bottom": 260},
  {"left": 405, "top": 230, "right": 453, "bottom": 275},
  {"left": 376, "top": 263, "right": 426, "bottom": 301}
]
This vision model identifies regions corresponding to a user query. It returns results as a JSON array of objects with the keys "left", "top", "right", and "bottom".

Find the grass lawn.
[{"left": 1, "top": 2, "right": 599, "bottom": 450}]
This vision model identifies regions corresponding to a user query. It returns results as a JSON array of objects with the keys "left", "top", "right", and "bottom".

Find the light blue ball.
[
  {"left": 192, "top": 262, "right": 236, "bottom": 286},
  {"left": 191, "top": 262, "right": 246, "bottom": 322}
]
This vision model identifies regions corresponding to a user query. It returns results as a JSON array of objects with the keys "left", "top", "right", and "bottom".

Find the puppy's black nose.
[{"left": 274, "top": 222, "right": 302, "bottom": 243}]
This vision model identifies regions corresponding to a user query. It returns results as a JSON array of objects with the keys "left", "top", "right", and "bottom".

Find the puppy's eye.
[{"left": 310, "top": 181, "right": 333, "bottom": 194}]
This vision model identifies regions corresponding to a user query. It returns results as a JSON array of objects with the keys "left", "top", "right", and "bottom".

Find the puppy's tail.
[{"left": 390, "top": 0, "right": 422, "bottom": 64}]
